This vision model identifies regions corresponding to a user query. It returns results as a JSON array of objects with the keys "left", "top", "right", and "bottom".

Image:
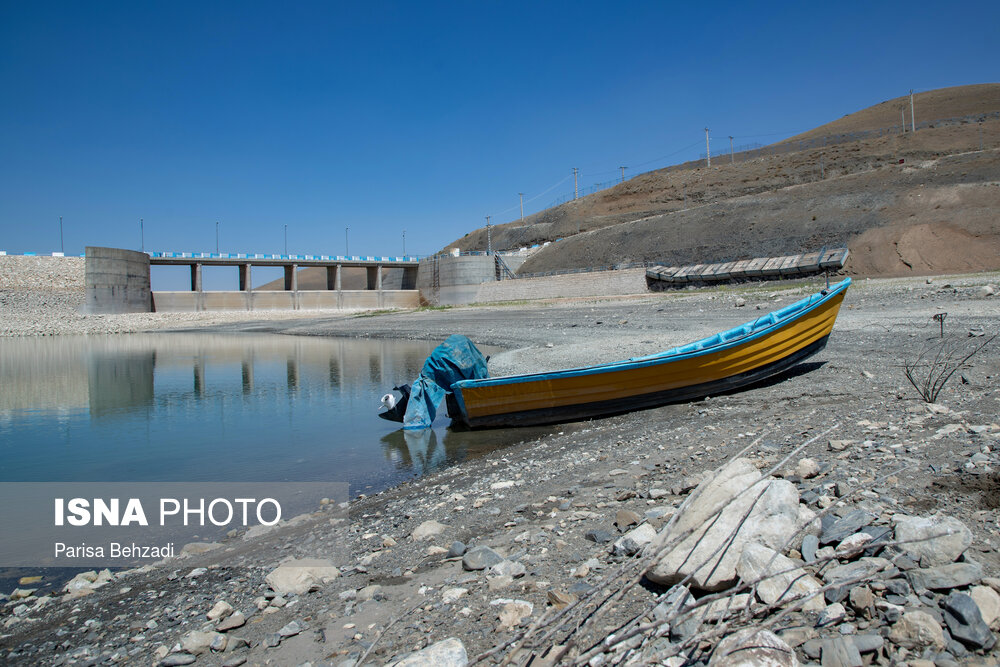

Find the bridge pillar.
[
  {"left": 239, "top": 263, "right": 251, "bottom": 291},
  {"left": 191, "top": 263, "right": 202, "bottom": 292},
  {"left": 366, "top": 266, "right": 378, "bottom": 290},
  {"left": 327, "top": 265, "right": 340, "bottom": 291},
  {"left": 284, "top": 264, "right": 298, "bottom": 291},
  {"left": 401, "top": 266, "right": 418, "bottom": 290}
]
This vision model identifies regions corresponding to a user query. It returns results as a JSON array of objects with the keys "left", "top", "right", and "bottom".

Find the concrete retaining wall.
[
  {"left": 85, "top": 247, "right": 152, "bottom": 314},
  {"left": 474, "top": 268, "right": 649, "bottom": 303},
  {"left": 151, "top": 290, "right": 420, "bottom": 312}
]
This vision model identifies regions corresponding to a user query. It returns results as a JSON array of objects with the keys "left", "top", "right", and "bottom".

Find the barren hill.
[{"left": 444, "top": 83, "right": 1000, "bottom": 278}]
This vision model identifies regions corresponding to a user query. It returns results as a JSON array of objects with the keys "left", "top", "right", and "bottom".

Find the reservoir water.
[{"left": 0, "top": 333, "right": 563, "bottom": 493}]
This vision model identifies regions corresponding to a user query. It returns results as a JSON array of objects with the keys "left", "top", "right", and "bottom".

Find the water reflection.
[{"left": 0, "top": 334, "right": 569, "bottom": 490}]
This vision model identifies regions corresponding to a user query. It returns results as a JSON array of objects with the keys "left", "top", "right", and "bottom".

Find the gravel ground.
[{"left": 2, "top": 272, "right": 999, "bottom": 666}]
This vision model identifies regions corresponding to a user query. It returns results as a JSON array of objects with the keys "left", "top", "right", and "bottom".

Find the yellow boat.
[{"left": 443, "top": 278, "right": 850, "bottom": 428}]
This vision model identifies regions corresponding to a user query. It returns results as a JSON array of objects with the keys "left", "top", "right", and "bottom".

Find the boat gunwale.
[{"left": 452, "top": 277, "right": 851, "bottom": 391}]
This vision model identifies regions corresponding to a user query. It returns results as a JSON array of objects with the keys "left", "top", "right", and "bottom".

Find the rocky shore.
[{"left": 2, "top": 272, "right": 999, "bottom": 666}]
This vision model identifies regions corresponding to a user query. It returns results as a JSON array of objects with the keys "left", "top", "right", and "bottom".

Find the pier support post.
[
  {"left": 284, "top": 264, "right": 298, "bottom": 291},
  {"left": 239, "top": 263, "right": 251, "bottom": 291},
  {"left": 327, "top": 265, "right": 339, "bottom": 291},
  {"left": 191, "top": 263, "right": 202, "bottom": 292}
]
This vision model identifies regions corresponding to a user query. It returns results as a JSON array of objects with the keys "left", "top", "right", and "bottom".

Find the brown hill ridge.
[{"left": 445, "top": 83, "right": 1000, "bottom": 278}]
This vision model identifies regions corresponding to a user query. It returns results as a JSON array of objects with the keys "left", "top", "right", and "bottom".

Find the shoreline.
[{"left": 2, "top": 273, "right": 1000, "bottom": 665}]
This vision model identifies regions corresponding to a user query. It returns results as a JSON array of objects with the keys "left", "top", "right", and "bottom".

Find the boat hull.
[{"left": 448, "top": 280, "right": 848, "bottom": 429}]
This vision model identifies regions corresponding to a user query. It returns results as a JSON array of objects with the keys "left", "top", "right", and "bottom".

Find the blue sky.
[{"left": 2, "top": 1, "right": 998, "bottom": 263}]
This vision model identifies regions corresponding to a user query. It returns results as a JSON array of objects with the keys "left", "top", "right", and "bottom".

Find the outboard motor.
[{"left": 377, "top": 384, "right": 411, "bottom": 423}]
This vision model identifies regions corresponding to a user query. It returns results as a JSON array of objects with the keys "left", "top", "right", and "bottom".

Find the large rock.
[
  {"left": 943, "top": 592, "right": 997, "bottom": 650},
  {"left": 647, "top": 458, "right": 800, "bottom": 591},
  {"left": 389, "top": 637, "right": 468, "bottom": 666},
  {"left": 970, "top": 585, "right": 1000, "bottom": 630},
  {"left": 180, "top": 630, "right": 224, "bottom": 656},
  {"left": 735, "top": 543, "right": 824, "bottom": 611},
  {"left": 711, "top": 628, "right": 799, "bottom": 666},
  {"left": 907, "top": 561, "right": 983, "bottom": 592},
  {"left": 411, "top": 520, "right": 449, "bottom": 541},
  {"left": 888, "top": 610, "right": 946, "bottom": 650},
  {"left": 893, "top": 513, "right": 972, "bottom": 566},
  {"left": 265, "top": 558, "right": 341, "bottom": 595}
]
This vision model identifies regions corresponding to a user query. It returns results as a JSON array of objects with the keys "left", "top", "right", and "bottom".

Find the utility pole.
[
  {"left": 619, "top": 166, "right": 627, "bottom": 183},
  {"left": 345, "top": 226, "right": 349, "bottom": 257},
  {"left": 518, "top": 193, "right": 524, "bottom": 222},
  {"left": 910, "top": 89, "right": 916, "bottom": 133},
  {"left": 284, "top": 224, "right": 288, "bottom": 255},
  {"left": 704, "top": 128, "right": 711, "bottom": 167},
  {"left": 485, "top": 216, "right": 492, "bottom": 255},
  {"left": 59, "top": 216, "right": 64, "bottom": 254},
  {"left": 215, "top": 221, "right": 219, "bottom": 254},
  {"left": 729, "top": 136, "right": 734, "bottom": 164},
  {"left": 140, "top": 219, "right": 144, "bottom": 252},
  {"left": 403, "top": 229, "right": 406, "bottom": 256},
  {"left": 901, "top": 106, "right": 906, "bottom": 133},
  {"left": 572, "top": 168, "right": 579, "bottom": 199}
]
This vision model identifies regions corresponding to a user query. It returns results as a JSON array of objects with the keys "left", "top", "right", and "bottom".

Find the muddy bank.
[{"left": 3, "top": 273, "right": 999, "bottom": 666}]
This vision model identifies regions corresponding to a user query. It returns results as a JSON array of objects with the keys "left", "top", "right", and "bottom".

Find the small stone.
[
  {"left": 848, "top": 586, "right": 875, "bottom": 618},
  {"left": 411, "top": 520, "right": 449, "bottom": 541},
  {"left": 611, "top": 523, "right": 656, "bottom": 557},
  {"left": 159, "top": 655, "right": 197, "bottom": 666},
  {"left": 828, "top": 440, "right": 854, "bottom": 452},
  {"left": 547, "top": 590, "right": 577, "bottom": 609},
  {"left": 851, "top": 634, "right": 883, "bottom": 653},
  {"left": 264, "top": 632, "right": 281, "bottom": 648},
  {"left": 278, "top": 620, "right": 303, "bottom": 637},
  {"left": 835, "top": 533, "right": 873, "bottom": 559},
  {"left": 207, "top": 600, "right": 234, "bottom": 621},
  {"left": 820, "top": 509, "right": 873, "bottom": 544},
  {"left": 462, "top": 545, "right": 504, "bottom": 571},
  {"left": 216, "top": 612, "right": 246, "bottom": 632},
  {"left": 818, "top": 602, "right": 847, "bottom": 627},
  {"left": 388, "top": 637, "right": 467, "bottom": 666},
  {"left": 489, "top": 560, "right": 526, "bottom": 578},
  {"left": 265, "top": 558, "right": 340, "bottom": 595},
  {"left": 796, "top": 458, "right": 820, "bottom": 479},
  {"left": 497, "top": 600, "right": 533, "bottom": 629},
  {"left": 447, "top": 541, "right": 467, "bottom": 558},
  {"left": 357, "top": 584, "right": 383, "bottom": 602},
  {"left": 713, "top": 629, "right": 797, "bottom": 666},
  {"left": 442, "top": 587, "right": 468, "bottom": 604},
  {"left": 585, "top": 528, "right": 614, "bottom": 544},
  {"left": 801, "top": 534, "right": 819, "bottom": 563},
  {"left": 615, "top": 509, "right": 642, "bottom": 529},
  {"left": 821, "top": 636, "right": 863, "bottom": 667}
]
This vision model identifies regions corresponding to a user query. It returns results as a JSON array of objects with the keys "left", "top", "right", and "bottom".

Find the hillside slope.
[{"left": 444, "top": 84, "right": 1000, "bottom": 278}]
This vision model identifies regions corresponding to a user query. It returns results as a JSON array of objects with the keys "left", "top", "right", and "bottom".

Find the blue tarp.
[{"left": 403, "top": 335, "right": 489, "bottom": 430}]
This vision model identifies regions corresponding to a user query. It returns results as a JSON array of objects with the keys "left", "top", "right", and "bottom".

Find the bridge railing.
[{"left": 147, "top": 252, "right": 422, "bottom": 262}]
